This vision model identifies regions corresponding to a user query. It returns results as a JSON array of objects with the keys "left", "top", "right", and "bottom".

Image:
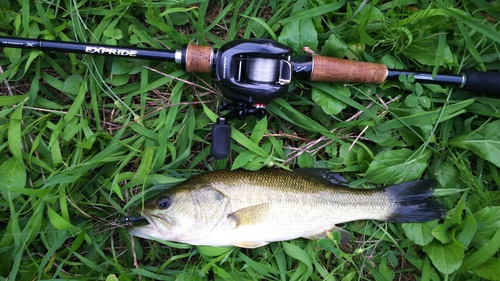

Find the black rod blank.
[
  {"left": 386, "top": 69, "right": 500, "bottom": 96},
  {"left": 0, "top": 36, "right": 177, "bottom": 62},
  {"left": 386, "top": 70, "right": 465, "bottom": 87}
]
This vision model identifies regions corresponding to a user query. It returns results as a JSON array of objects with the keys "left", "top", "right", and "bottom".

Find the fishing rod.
[{"left": 1, "top": 36, "right": 499, "bottom": 159}]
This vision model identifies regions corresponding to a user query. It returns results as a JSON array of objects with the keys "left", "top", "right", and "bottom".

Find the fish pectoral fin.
[
  {"left": 233, "top": 241, "right": 269, "bottom": 248},
  {"left": 305, "top": 226, "right": 351, "bottom": 244},
  {"left": 227, "top": 203, "right": 270, "bottom": 228}
]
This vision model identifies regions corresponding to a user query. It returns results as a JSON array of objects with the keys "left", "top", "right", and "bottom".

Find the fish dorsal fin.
[
  {"left": 227, "top": 203, "right": 270, "bottom": 228},
  {"left": 233, "top": 241, "right": 269, "bottom": 248},
  {"left": 294, "top": 168, "right": 349, "bottom": 187},
  {"left": 304, "top": 225, "right": 351, "bottom": 244}
]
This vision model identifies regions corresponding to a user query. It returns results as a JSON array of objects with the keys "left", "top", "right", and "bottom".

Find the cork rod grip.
[
  {"left": 185, "top": 44, "right": 213, "bottom": 73},
  {"left": 311, "top": 56, "right": 388, "bottom": 84}
]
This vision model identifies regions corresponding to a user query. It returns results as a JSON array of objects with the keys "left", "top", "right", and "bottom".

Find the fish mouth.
[
  {"left": 149, "top": 213, "right": 173, "bottom": 230},
  {"left": 126, "top": 212, "right": 172, "bottom": 239}
]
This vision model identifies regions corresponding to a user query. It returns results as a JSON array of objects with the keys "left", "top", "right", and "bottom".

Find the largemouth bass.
[{"left": 127, "top": 169, "right": 445, "bottom": 248}]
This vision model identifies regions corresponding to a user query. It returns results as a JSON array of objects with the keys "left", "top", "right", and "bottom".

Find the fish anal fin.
[
  {"left": 305, "top": 226, "right": 351, "bottom": 244},
  {"left": 233, "top": 241, "right": 269, "bottom": 248},
  {"left": 227, "top": 203, "right": 270, "bottom": 228}
]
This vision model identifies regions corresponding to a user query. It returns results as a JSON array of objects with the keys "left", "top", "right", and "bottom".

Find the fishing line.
[
  {"left": 245, "top": 57, "right": 280, "bottom": 83},
  {"left": 0, "top": 214, "right": 128, "bottom": 238}
]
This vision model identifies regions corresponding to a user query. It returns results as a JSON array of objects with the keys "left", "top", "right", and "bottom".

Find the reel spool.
[
  {"left": 246, "top": 57, "right": 280, "bottom": 83},
  {"left": 215, "top": 39, "right": 293, "bottom": 104}
]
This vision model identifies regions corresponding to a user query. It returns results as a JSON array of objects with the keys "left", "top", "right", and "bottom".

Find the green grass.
[{"left": 1, "top": 0, "right": 500, "bottom": 280}]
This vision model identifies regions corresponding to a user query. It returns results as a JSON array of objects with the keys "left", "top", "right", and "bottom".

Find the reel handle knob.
[{"left": 211, "top": 118, "right": 231, "bottom": 159}]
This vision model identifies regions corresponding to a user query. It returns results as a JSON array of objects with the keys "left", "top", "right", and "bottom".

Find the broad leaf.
[
  {"left": 419, "top": 96, "right": 431, "bottom": 109},
  {"left": 423, "top": 240, "right": 464, "bottom": 274},
  {"left": 320, "top": 34, "right": 346, "bottom": 58},
  {"left": 353, "top": 5, "right": 383, "bottom": 24},
  {"left": 405, "top": 37, "right": 453, "bottom": 66},
  {"left": 365, "top": 128, "right": 406, "bottom": 148},
  {"left": 106, "top": 274, "right": 119, "bottom": 281},
  {"left": 472, "top": 207, "right": 500, "bottom": 247},
  {"left": 365, "top": 148, "right": 431, "bottom": 184},
  {"left": 106, "top": 74, "right": 130, "bottom": 86},
  {"left": 3, "top": 47, "right": 21, "bottom": 63},
  {"left": 402, "top": 220, "right": 438, "bottom": 246},
  {"left": 311, "top": 84, "right": 350, "bottom": 115},
  {"left": 474, "top": 258, "right": 500, "bottom": 280},
  {"left": 0, "top": 157, "right": 26, "bottom": 200},
  {"left": 250, "top": 117, "right": 268, "bottom": 144},
  {"left": 297, "top": 153, "right": 316, "bottom": 168},
  {"left": 232, "top": 151, "right": 257, "bottom": 170},
  {"left": 379, "top": 54, "right": 405, "bottom": 69},
  {"left": 449, "top": 120, "right": 500, "bottom": 168},
  {"left": 431, "top": 221, "right": 454, "bottom": 244},
  {"left": 405, "top": 94, "right": 419, "bottom": 107},
  {"left": 111, "top": 58, "right": 134, "bottom": 75},
  {"left": 278, "top": 18, "right": 318, "bottom": 56},
  {"left": 433, "top": 160, "right": 461, "bottom": 189},
  {"left": 62, "top": 75, "right": 83, "bottom": 94},
  {"left": 457, "top": 215, "right": 477, "bottom": 248},
  {"left": 461, "top": 229, "right": 500, "bottom": 272}
]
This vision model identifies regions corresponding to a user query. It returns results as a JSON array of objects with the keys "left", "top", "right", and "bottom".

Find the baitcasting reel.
[
  {"left": 179, "top": 39, "right": 293, "bottom": 159},
  {"left": 209, "top": 39, "right": 293, "bottom": 159}
]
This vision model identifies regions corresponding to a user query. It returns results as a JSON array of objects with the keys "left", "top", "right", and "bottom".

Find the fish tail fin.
[{"left": 384, "top": 179, "right": 446, "bottom": 223}]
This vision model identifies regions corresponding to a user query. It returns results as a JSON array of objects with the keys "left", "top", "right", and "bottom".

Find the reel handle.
[{"left": 309, "top": 56, "right": 388, "bottom": 84}]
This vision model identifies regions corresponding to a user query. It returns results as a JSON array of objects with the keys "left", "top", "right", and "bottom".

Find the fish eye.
[{"left": 157, "top": 197, "right": 171, "bottom": 209}]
